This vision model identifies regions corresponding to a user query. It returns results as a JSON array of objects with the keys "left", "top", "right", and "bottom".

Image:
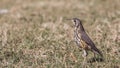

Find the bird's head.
[
  {"left": 72, "top": 18, "right": 81, "bottom": 27},
  {"left": 67, "top": 18, "right": 81, "bottom": 27},
  {"left": 66, "top": 17, "right": 85, "bottom": 31}
]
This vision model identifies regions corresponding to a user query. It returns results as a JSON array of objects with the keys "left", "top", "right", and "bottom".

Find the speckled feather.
[{"left": 73, "top": 18, "right": 103, "bottom": 57}]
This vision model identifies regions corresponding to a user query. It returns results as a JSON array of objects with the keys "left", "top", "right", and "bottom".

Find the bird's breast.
[{"left": 74, "top": 30, "right": 90, "bottom": 50}]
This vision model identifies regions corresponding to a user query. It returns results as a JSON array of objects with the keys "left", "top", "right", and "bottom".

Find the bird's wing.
[
  {"left": 81, "top": 32, "right": 103, "bottom": 57},
  {"left": 81, "top": 32, "right": 95, "bottom": 47}
]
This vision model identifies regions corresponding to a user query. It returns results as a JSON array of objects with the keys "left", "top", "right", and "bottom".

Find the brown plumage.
[{"left": 68, "top": 18, "right": 103, "bottom": 64}]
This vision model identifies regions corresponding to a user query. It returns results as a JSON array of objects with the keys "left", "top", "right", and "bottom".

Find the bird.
[{"left": 67, "top": 18, "right": 103, "bottom": 64}]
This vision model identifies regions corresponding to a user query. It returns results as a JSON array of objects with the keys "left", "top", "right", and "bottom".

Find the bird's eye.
[{"left": 74, "top": 20, "right": 76, "bottom": 22}]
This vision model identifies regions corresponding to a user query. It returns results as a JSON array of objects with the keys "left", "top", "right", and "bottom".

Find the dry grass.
[{"left": 0, "top": 0, "right": 120, "bottom": 68}]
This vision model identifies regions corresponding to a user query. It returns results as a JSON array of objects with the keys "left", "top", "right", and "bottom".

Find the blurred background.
[{"left": 0, "top": 0, "right": 120, "bottom": 68}]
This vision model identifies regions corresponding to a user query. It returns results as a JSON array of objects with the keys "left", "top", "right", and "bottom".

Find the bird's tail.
[{"left": 93, "top": 47, "right": 103, "bottom": 57}]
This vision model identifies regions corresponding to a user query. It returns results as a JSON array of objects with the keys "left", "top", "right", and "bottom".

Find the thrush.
[{"left": 68, "top": 18, "right": 103, "bottom": 64}]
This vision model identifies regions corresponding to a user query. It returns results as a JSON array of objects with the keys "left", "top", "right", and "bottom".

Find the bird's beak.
[
  {"left": 65, "top": 18, "right": 73, "bottom": 21},
  {"left": 65, "top": 18, "right": 75, "bottom": 24},
  {"left": 65, "top": 18, "right": 74, "bottom": 27},
  {"left": 66, "top": 18, "right": 72, "bottom": 20}
]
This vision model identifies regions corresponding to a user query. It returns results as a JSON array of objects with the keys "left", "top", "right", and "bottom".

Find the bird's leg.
[
  {"left": 93, "top": 53, "right": 97, "bottom": 62},
  {"left": 82, "top": 49, "right": 88, "bottom": 66},
  {"left": 93, "top": 53, "right": 96, "bottom": 58}
]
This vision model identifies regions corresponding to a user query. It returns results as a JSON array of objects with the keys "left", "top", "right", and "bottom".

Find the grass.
[{"left": 0, "top": 0, "right": 120, "bottom": 68}]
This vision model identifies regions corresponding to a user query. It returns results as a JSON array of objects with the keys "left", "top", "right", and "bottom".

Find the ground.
[{"left": 0, "top": 0, "right": 120, "bottom": 68}]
